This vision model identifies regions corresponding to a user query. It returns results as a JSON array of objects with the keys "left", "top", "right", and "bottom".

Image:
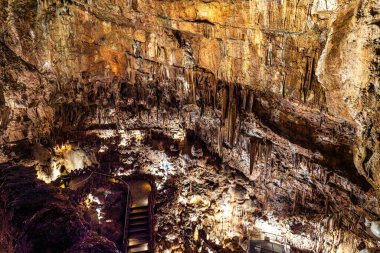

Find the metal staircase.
[
  {"left": 123, "top": 179, "right": 153, "bottom": 253},
  {"left": 126, "top": 206, "right": 150, "bottom": 253}
]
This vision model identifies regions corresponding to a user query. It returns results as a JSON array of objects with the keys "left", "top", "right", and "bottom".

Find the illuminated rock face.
[
  {"left": 0, "top": 0, "right": 378, "bottom": 189},
  {"left": 1, "top": 130, "right": 379, "bottom": 252},
  {"left": 0, "top": 0, "right": 379, "bottom": 252}
]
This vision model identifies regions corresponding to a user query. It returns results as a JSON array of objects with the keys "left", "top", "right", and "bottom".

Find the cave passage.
[{"left": 125, "top": 179, "right": 153, "bottom": 253}]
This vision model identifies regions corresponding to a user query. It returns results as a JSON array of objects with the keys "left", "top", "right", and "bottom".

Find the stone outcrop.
[{"left": 0, "top": 164, "right": 119, "bottom": 253}]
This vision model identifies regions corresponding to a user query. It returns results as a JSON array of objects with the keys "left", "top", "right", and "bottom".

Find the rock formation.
[{"left": 0, "top": 0, "right": 379, "bottom": 252}]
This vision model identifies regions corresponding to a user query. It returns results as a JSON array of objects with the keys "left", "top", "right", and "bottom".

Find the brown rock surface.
[
  {"left": 0, "top": 0, "right": 378, "bottom": 189},
  {"left": 0, "top": 0, "right": 379, "bottom": 252},
  {"left": 0, "top": 164, "right": 119, "bottom": 253}
]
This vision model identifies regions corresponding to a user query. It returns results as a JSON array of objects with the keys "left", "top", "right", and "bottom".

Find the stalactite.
[
  {"left": 246, "top": 90, "right": 254, "bottom": 113},
  {"left": 294, "top": 153, "right": 303, "bottom": 171},
  {"left": 301, "top": 55, "right": 314, "bottom": 103},
  {"left": 265, "top": 47, "right": 272, "bottom": 66},
  {"left": 306, "top": 159, "right": 311, "bottom": 174},
  {"left": 248, "top": 137, "right": 268, "bottom": 175},
  {"left": 212, "top": 75, "right": 217, "bottom": 109},
  {"left": 301, "top": 190, "right": 306, "bottom": 206},
  {"left": 204, "top": 76, "right": 210, "bottom": 107},
  {"left": 221, "top": 84, "right": 228, "bottom": 122},
  {"left": 324, "top": 171, "right": 329, "bottom": 185},
  {"left": 241, "top": 88, "right": 248, "bottom": 112},
  {"left": 218, "top": 126, "right": 223, "bottom": 155},
  {"left": 257, "top": 140, "right": 262, "bottom": 163},
  {"left": 249, "top": 138, "right": 258, "bottom": 175},
  {"left": 235, "top": 121, "right": 242, "bottom": 147},
  {"left": 292, "top": 190, "right": 298, "bottom": 213},
  {"left": 226, "top": 84, "right": 238, "bottom": 146},
  {"left": 264, "top": 140, "right": 272, "bottom": 170}
]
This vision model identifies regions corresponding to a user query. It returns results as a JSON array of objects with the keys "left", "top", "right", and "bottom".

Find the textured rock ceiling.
[{"left": 0, "top": 0, "right": 379, "bottom": 252}]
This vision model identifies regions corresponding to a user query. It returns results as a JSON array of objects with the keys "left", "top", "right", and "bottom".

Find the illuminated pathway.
[{"left": 125, "top": 180, "right": 152, "bottom": 253}]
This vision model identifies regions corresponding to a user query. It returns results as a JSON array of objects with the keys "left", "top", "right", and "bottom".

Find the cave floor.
[{"left": 1, "top": 128, "right": 380, "bottom": 252}]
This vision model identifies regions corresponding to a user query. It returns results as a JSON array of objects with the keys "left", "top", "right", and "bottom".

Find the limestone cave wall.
[{"left": 0, "top": 0, "right": 378, "bottom": 190}]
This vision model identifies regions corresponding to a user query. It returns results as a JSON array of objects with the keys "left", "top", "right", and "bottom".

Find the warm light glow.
[
  {"left": 109, "top": 178, "right": 119, "bottom": 183},
  {"left": 255, "top": 220, "right": 280, "bottom": 235},
  {"left": 99, "top": 145, "right": 108, "bottom": 153},
  {"left": 53, "top": 143, "right": 72, "bottom": 155},
  {"left": 84, "top": 193, "right": 101, "bottom": 208},
  {"left": 119, "top": 130, "right": 145, "bottom": 147},
  {"left": 36, "top": 159, "right": 62, "bottom": 184},
  {"left": 190, "top": 195, "right": 205, "bottom": 205},
  {"left": 194, "top": 227, "right": 199, "bottom": 241},
  {"left": 37, "top": 144, "right": 92, "bottom": 184},
  {"left": 92, "top": 129, "right": 117, "bottom": 139},
  {"left": 170, "top": 128, "right": 186, "bottom": 141},
  {"left": 132, "top": 130, "right": 145, "bottom": 141},
  {"left": 222, "top": 202, "right": 233, "bottom": 218},
  {"left": 84, "top": 193, "right": 103, "bottom": 223}
]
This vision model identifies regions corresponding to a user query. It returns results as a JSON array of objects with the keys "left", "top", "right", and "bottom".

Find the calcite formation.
[{"left": 0, "top": 0, "right": 379, "bottom": 252}]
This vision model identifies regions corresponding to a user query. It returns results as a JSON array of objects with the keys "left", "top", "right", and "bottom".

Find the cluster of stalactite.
[
  {"left": 299, "top": 53, "right": 327, "bottom": 108},
  {"left": 111, "top": 64, "right": 358, "bottom": 179},
  {"left": 243, "top": 135, "right": 372, "bottom": 218},
  {"left": 248, "top": 137, "right": 272, "bottom": 175},
  {"left": 54, "top": 104, "right": 88, "bottom": 128},
  {"left": 180, "top": 69, "right": 258, "bottom": 150},
  {"left": 38, "top": 57, "right": 365, "bottom": 197},
  {"left": 36, "top": 53, "right": 363, "bottom": 197}
]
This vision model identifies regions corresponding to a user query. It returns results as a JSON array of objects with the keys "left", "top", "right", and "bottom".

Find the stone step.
[
  {"left": 129, "top": 213, "right": 149, "bottom": 220},
  {"left": 128, "top": 238, "right": 148, "bottom": 247},
  {"left": 128, "top": 231, "right": 149, "bottom": 240},
  {"left": 129, "top": 220, "right": 149, "bottom": 226},
  {"left": 127, "top": 242, "right": 148, "bottom": 253},
  {"left": 130, "top": 207, "right": 149, "bottom": 214}
]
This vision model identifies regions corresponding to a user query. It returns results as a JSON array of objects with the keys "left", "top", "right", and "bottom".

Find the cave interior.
[{"left": 0, "top": 0, "right": 380, "bottom": 253}]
